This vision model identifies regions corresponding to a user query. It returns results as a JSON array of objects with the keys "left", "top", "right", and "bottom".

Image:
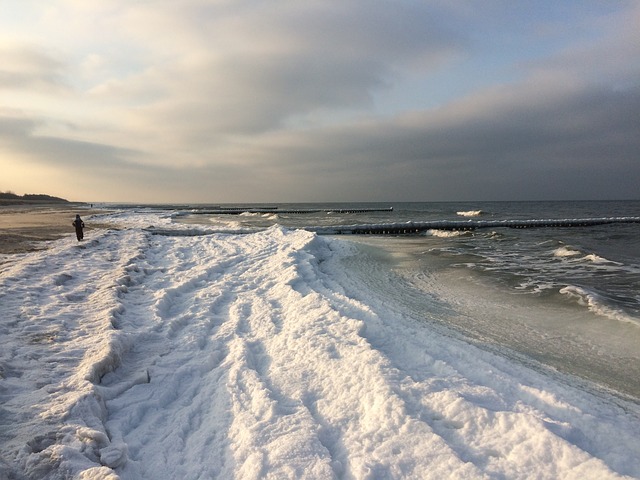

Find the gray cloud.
[
  {"left": 0, "top": 45, "right": 67, "bottom": 91},
  {"left": 0, "top": 112, "right": 140, "bottom": 172},
  {"left": 2, "top": 1, "right": 639, "bottom": 202},
  {"left": 97, "top": 0, "right": 466, "bottom": 140},
  {"left": 238, "top": 80, "right": 640, "bottom": 201}
]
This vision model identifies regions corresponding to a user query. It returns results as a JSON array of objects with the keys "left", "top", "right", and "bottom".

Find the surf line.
[{"left": 309, "top": 217, "right": 640, "bottom": 235}]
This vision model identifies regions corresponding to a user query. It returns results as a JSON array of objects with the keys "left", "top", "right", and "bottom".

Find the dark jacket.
[
  {"left": 72, "top": 215, "right": 85, "bottom": 240},
  {"left": 72, "top": 216, "right": 85, "bottom": 230}
]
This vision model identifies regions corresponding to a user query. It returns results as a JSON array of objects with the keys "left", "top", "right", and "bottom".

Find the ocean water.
[{"left": 169, "top": 200, "right": 640, "bottom": 400}]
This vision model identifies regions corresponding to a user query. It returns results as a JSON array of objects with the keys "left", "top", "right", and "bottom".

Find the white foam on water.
[
  {"left": 425, "top": 229, "right": 471, "bottom": 238},
  {"left": 550, "top": 245, "right": 621, "bottom": 266},
  {"left": 515, "top": 279, "right": 557, "bottom": 294},
  {"left": 581, "top": 253, "right": 622, "bottom": 265},
  {"left": 456, "top": 210, "right": 483, "bottom": 217},
  {"left": 1, "top": 211, "right": 639, "bottom": 479},
  {"left": 553, "top": 246, "right": 581, "bottom": 257},
  {"left": 559, "top": 285, "right": 640, "bottom": 328}
]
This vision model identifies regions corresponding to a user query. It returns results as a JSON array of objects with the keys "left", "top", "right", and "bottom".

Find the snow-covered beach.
[{"left": 2, "top": 208, "right": 640, "bottom": 479}]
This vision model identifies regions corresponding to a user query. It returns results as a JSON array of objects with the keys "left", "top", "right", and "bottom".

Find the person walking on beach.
[{"left": 72, "top": 214, "right": 85, "bottom": 241}]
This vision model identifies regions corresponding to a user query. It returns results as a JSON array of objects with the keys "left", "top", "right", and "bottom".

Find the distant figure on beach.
[{"left": 72, "top": 214, "right": 85, "bottom": 241}]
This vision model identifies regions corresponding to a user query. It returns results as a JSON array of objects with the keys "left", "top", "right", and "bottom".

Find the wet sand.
[{"left": 0, "top": 206, "right": 107, "bottom": 254}]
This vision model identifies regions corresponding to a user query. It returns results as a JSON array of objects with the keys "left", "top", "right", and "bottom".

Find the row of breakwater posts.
[
  {"left": 186, "top": 207, "right": 395, "bottom": 215},
  {"left": 171, "top": 206, "right": 639, "bottom": 235},
  {"left": 307, "top": 217, "right": 640, "bottom": 235}
]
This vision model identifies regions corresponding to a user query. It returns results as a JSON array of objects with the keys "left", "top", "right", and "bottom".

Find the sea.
[{"left": 124, "top": 199, "right": 640, "bottom": 401}]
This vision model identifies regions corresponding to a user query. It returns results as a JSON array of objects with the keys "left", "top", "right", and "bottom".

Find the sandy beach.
[{"left": 0, "top": 205, "right": 106, "bottom": 254}]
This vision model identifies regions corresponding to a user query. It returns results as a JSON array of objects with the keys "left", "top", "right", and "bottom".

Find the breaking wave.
[
  {"left": 553, "top": 246, "right": 581, "bottom": 257},
  {"left": 456, "top": 210, "right": 483, "bottom": 217},
  {"left": 553, "top": 247, "right": 621, "bottom": 265},
  {"left": 426, "top": 229, "right": 471, "bottom": 238},
  {"left": 559, "top": 286, "right": 640, "bottom": 327},
  {"left": 582, "top": 253, "right": 620, "bottom": 264}
]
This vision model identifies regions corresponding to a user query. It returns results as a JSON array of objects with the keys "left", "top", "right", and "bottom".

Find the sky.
[{"left": 1, "top": 0, "right": 639, "bottom": 203}]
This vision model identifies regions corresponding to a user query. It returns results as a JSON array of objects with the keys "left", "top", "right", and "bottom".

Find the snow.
[{"left": 1, "top": 211, "right": 640, "bottom": 479}]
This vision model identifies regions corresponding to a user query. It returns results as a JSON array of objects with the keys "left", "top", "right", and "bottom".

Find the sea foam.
[
  {"left": 560, "top": 285, "right": 640, "bottom": 327},
  {"left": 456, "top": 210, "right": 483, "bottom": 217},
  {"left": 553, "top": 246, "right": 581, "bottom": 257},
  {"left": 426, "top": 229, "right": 470, "bottom": 238}
]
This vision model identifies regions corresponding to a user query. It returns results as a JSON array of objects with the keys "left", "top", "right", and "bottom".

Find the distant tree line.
[{"left": 0, "top": 191, "right": 69, "bottom": 203}]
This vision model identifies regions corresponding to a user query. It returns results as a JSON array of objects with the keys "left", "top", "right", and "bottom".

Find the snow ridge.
[{"left": 1, "top": 224, "right": 639, "bottom": 479}]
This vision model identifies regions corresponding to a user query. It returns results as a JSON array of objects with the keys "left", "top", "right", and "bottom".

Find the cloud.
[
  {"left": 56, "top": 0, "right": 469, "bottom": 175},
  {"left": 1, "top": 1, "right": 639, "bottom": 202},
  {"left": 87, "top": 0, "right": 466, "bottom": 136},
  {"left": 0, "top": 111, "right": 139, "bottom": 171},
  {"left": 0, "top": 44, "right": 67, "bottom": 91},
  {"left": 234, "top": 77, "right": 640, "bottom": 201}
]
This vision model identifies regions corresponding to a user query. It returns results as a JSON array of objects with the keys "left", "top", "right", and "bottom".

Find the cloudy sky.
[{"left": 1, "top": 0, "right": 639, "bottom": 203}]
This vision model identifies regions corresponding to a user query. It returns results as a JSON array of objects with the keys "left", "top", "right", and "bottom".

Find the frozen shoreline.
[
  {"left": 1, "top": 210, "right": 640, "bottom": 479},
  {"left": 342, "top": 235, "right": 640, "bottom": 402}
]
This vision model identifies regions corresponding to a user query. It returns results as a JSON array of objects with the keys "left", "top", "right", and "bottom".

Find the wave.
[
  {"left": 581, "top": 253, "right": 621, "bottom": 264},
  {"left": 515, "top": 279, "right": 556, "bottom": 294},
  {"left": 426, "top": 229, "right": 471, "bottom": 238},
  {"left": 457, "top": 210, "right": 483, "bottom": 217},
  {"left": 559, "top": 286, "right": 640, "bottom": 327},
  {"left": 552, "top": 246, "right": 621, "bottom": 265},
  {"left": 553, "top": 246, "right": 581, "bottom": 257}
]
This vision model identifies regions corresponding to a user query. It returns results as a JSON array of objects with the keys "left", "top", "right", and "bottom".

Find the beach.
[
  {"left": 0, "top": 206, "right": 108, "bottom": 254},
  {"left": 1, "top": 205, "right": 640, "bottom": 479}
]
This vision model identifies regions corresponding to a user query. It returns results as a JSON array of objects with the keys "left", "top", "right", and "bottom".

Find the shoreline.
[
  {"left": 0, "top": 205, "right": 108, "bottom": 254},
  {"left": 2, "top": 206, "right": 640, "bottom": 478},
  {"left": 341, "top": 235, "right": 640, "bottom": 403}
]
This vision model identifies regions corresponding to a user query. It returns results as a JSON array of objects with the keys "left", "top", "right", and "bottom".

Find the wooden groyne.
[
  {"left": 216, "top": 206, "right": 278, "bottom": 211},
  {"left": 309, "top": 217, "right": 640, "bottom": 235},
  {"left": 189, "top": 207, "right": 394, "bottom": 215}
]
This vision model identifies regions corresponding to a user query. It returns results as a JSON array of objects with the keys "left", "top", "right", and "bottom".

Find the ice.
[{"left": 1, "top": 212, "right": 640, "bottom": 479}]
